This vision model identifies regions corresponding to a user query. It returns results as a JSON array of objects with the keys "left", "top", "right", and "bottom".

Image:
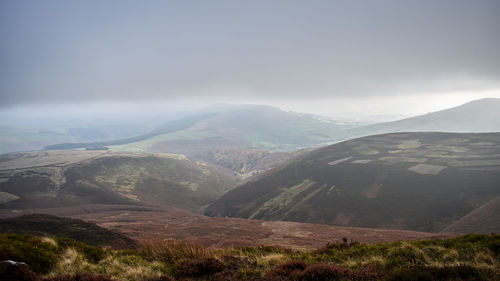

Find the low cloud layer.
[{"left": 1, "top": 0, "right": 499, "bottom": 109}]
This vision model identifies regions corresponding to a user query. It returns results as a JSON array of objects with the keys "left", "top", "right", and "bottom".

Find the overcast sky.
[{"left": 1, "top": 0, "right": 499, "bottom": 120}]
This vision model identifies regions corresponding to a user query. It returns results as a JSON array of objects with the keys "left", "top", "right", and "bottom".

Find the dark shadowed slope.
[
  {"left": 0, "top": 214, "right": 136, "bottom": 249},
  {"left": 0, "top": 150, "right": 236, "bottom": 212},
  {"left": 442, "top": 196, "right": 500, "bottom": 234},
  {"left": 206, "top": 132, "right": 500, "bottom": 232}
]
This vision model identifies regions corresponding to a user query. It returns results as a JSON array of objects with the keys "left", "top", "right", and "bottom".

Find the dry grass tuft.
[
  {"left": 140, "top": 239, "right": 215, "bottom": 263},
  {"left": 41, "top": 237, "right": 58, "bottom": 247}
]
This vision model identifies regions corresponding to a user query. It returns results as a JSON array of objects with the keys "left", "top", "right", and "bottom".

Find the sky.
[{"left": 1, "top": 0, "right": 499, "bottom": 121}]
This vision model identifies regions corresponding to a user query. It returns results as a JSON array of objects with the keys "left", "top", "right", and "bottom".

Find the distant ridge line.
[{"left": 44, "top": 112, "right": 216, "bottom": 150}]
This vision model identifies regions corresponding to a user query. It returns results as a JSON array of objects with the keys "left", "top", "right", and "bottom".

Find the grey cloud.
[{"left": 1, "top": 0, "right": 499, "bottom": 107}]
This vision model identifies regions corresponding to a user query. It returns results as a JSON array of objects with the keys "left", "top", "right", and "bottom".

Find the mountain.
[
  {"left": 43, "top": 105, "right": 350, "bottom": 174},
  {"left": 441, "top": 196, "right": 500, "bottom": 234},
  {"left": 205, "top": 132, "right": 500, "bottom": 232},
  {"left": 338, "top": 98, "right": 500, "bottom": 140},
  {"left": 43, "top": 113, "right": 214, "bottom": 151},
  {"left": 46, "top": 105, "right": 349, "bottom": 152},
  {"left": 0, "top": 150, "right": 236, "bottom": 212},
  {"left": 0, "top": 120, "right": 164, "bottom": 155}
]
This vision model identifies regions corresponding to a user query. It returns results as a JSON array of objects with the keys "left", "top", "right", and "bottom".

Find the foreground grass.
[{"left": 1, "top": 233, "right": 499, "bottom": 280}]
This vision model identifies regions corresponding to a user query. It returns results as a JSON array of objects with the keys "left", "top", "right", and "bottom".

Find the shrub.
[
  {"left": 0, "top": 261, "right": 37, "bottom": 281},
  {"left": 0, "top": 234, "right": 59, "bottom": 274},
  {"left": 142, "top": 276, "right": 175, "bottom": 281},
  {"left": 238, "top": 245, "right": 289, "bottom": 257},
  {"left": 209, "top": 271, "right": 246, "bottom": 281},
  {"left": 486, "top": 239, "right": 500, "bottom": 258},
  {"left": 299, "top": 263, "right": 352, "bottom": 281},
  {"left": 265, "top": 260, "right": 308, "bottom": 281},
  {"left": 318, "top": 240, "right": 361, "bottom": 253},
  {"left": 41, "top": 273, "right": 114, "bottom": 281},
  {"left": 55, "top": 237, "right": 108, "bottom": 263},
  {"left": 141, "top": 239, "right": 212, "bottom": 264},
  {"left": 386, "top": 265, "right": 499, "bottom": 281},
  {"left": 175, "top": 257, "right": 225, "bottom": 279},
  {"left": 350, "top": 264, "right": 382, "bottom": 280},
  {"left": 256, "top": 253, "right": 291, "bottom": 269},
  {"left": 386, "top": 244, "right": 427, "bottom": 268}
]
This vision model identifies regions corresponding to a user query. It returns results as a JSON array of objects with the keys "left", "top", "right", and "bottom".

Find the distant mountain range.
[
  {"left": 43, "top": 105, "right": 349, "bottom": 175},
  {"left": 205, "top": 132, "right": 500, "bottom": 232},
  {"left": 337, "top": 98, "right": 500, "bottom": 140},
  {"left": 45, "top": 105, "right": 349, "bottom": 152},
  {"left": 38, "top": 99, "right": 500, "bottom": 174}
]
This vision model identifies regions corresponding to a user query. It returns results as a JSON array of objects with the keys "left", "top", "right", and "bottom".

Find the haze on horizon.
[{"left": 1, "top": 0, "right": 500, "bottom": 121}]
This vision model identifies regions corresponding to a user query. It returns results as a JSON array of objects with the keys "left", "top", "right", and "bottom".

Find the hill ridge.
[{"left": 205, "top": 132, "right": 500, "bottom": 232}]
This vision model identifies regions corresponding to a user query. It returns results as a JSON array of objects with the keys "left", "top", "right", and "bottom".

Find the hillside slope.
[
  {"left": 0, "top": 204, "right": 449, "bottom": 250},
  {"left": 339, "top": 98, "right": 500, "bottom": 140},
  {"left": 0, "top": 150, "right": 236, "bottom": 212},
  {"left": 41, "top": 105, "right": 348, "bottom": 174},
  {"left": 206, "top": 132, "right": 500, "bottom": 232},
  {"left": 0, "top": 214, "right": 136, "bottom": 249},
  {"left": 45, "top": 105, "right": 348, "bottom": 153},
  {"left": 441, "top": 196, "right": 500, "bottom": 234}
]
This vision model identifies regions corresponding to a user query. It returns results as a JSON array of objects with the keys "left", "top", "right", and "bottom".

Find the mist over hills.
[
  {"left": 2, "top": 98, "right": 500, "bottom": 158},
  {"left": 205, "top": 132, "right": 500, "bottom": 233},
  {"left": 46, "top": 105, "right": 348, "bottom": 152},
  {"left": 42, "top": 105, "right": 347, "bottom": 175},
  {"left": 338, "top": 98, "right": 500, "bottom": 140},
  {"left": 38, "top": 99, "right": 500, "bottom": 174},
  {"left": 1, "top": 2, "right": 499, "bottom": 279}
]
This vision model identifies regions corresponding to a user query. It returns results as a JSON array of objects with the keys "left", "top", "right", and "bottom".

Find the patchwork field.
[{"left": 206, "top": 132, "right": 500, "bottom": 232}]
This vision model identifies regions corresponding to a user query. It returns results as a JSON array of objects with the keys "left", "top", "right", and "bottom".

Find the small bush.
[
  {"left": 265, "top": 260, "right": 308, "bottom": 281},
  {"left": 300, "top": 263, "right": 352, "bottom": 281},
  {"left": 350, "top": 264, "right": 382, "bottom": 280},
  {"left": 55, "top": 237, "right": 108, "bottom": 263},
  {"left": 142, "top": 276, "right": 175, "bottom": 281},
  {"left": 209, "top": 271, "right": 246, "bottom": 281},
  {"left": 386, "top": 244, "right": 427, "bottom": 268},
  {"left": 0, "top": 261, "right": 37, "bottom": 281},
  {"left": 256, "top": 253, "right": 291, "bottom": 269},
  {"left": 487, "top": 239, "right": 500, "bottom": 258},
  {"left": 316, "top": 240, "right": 361, "bottom": 254},
  {"left": 0, "top": 234, "right": 59, "bottom": 274},
  {"left": 386, "top": 265, "right": 499, "bottom": 281},
  {"left": 141, "top": 239, "right": 212, "bottom": 264},
  {"left": 42, "top": 273, "right": 114, "bottom": 281},
  {"left": 175, "top": 257, "right": 225, "bottom": 279},
  {"left": 238, "top": 245, "right": 289, "bottom": 257}
]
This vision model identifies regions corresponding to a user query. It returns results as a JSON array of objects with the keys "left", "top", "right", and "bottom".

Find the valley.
[
  {"left": 0, "top": 100, "right": 499, "bottom": 281},
  {"left": 2, "top": 2, "right": 499, "bottom": 279},
  {"left": 0, "top": 204, "right": 450, "bottom": 250}
]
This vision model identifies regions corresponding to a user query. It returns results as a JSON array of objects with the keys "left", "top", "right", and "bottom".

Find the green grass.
[{"left": 1, "top": 233, "right": 499, "bottom": 280}]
